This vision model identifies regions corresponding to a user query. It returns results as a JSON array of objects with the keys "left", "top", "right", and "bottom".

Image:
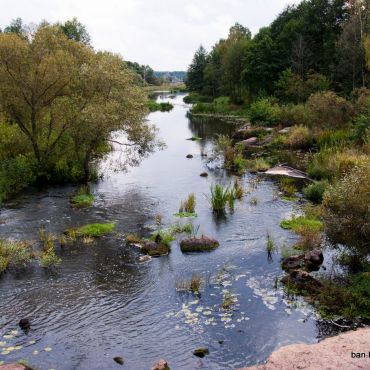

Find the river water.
[{"left": 0, "top": 93, "right": 332, "bottom": 369}]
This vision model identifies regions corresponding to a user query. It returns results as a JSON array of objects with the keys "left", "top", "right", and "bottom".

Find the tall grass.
[
  {"left": 206, "top": 184, "right": 231, "bottom": 214},
  {"left": 179, "top": 193, "right": 196, "bottom": 213}
]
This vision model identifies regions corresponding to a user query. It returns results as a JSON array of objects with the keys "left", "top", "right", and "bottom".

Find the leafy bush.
[
  {"left": 0, "top": 155, "right": 36, "bottom": 203},
  {"left": 307, "top": 91, "right": 354, "bottom": 128},
  {"left": 316, "top": 129, "right": 352, "bottom": 149},
  {"left": 303, "top": 180, "right": 329, "bottom": 203},
  {"left": 279, "top": 103, "right": 311, "bottom": 126},
  {"left": 322, "top": 165, "right": 370, "bottom": 254},
  {"left": 147, "top": 100, "right": 173, "bottom": 112},
  {"left": 249, "top": 98, "right": 281, "bottom": 126}
]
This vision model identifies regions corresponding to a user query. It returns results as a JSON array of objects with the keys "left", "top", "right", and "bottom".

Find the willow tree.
[{"left": 0, "top": 24, "right": 159, "bottom": 183}]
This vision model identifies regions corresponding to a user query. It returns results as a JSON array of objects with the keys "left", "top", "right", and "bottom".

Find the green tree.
[
  {"left": 186, "top": 45, "right": 207, "bottom": 92},
  {"left": 60, "top": 17, "right": 91, "bottom": 45}
]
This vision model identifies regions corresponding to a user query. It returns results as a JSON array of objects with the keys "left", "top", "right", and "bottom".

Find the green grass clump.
[
  {"left": 71, "top": 185, "right": 95, "bottom": 208},
  {"left": 279, "top": 178, "right": 297, "bottom": 198},
  {"left": 176, "top": 274, "right": 202, "bottom": 293},
  {"left": 174, "top": 212, "right": 198, "bottom": 218},
  {"left": 0, "top": 240, "right": 34, "bottom": 271},
  {"left": 244, "top": 158, "right": 271, "bottom": 172},
  {"left": 65, "top": 222, "right": 116, "bottom": 238},
  {"left": 280, "top": 216, "right": 324, "bottom": 232},
  {"left": 150, "top": 229, "right": 176, "bottom": 247},
  {"left": 147, "top": 100, "right": 174, "bottom": 112},
  {"left": 206, "top": 184, "right": 231, "bottom": 215}
]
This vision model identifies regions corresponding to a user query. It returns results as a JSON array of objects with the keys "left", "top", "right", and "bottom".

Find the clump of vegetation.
[
  {"left": 176, "top": 274, "right": 202, "bottom": 293},
  {"left": 233, "top": 178, "right": 244, "bottom": 199},
  {"left": 249, "top": 98, "right": 281, "bottom": 126},
  {"left": 249, "top": 197, "right": 258, "bottom": 206},
  {"left": 39, "top": 231, "right": 61, "bottom": 269},
  {"left": 126, "top": 234, "right": 142, "bottom": 244},
  {"left": 279, "top": 178, "right": 297, "bottom": 199},
  {"left": 150, "top": 229, "right": 176, "bottom": 247},
  {"left": 0, "top": 240, "right": 34, "bottom": 273},
  {"left": 243, "top": 158, "right": 270, "bottom": 172},
  {"left": 147, "top": 100, "right": 174, "bottom": 112},
  {"left": 179, "top": 193, "right": 196, "bottom": 213},
  {"left": 71, "top": 185, "right": 95, "bottom": 208},
  {"left": 280, "top": 216, "right": 323, "bottom": 233},
  {"left": 322, "top": 165, "right": 370, "bottom": 255},
  {"left": 285, "top": 125, "right": 312, "bottom": 149},
  {"left": 206, "top": 184, "right": 232, "bottom": 215},
  {"left": 65, "top": 222, "right": 116, "bottom": 238},
  {"left": 303, "top": 180, "right": 329, "bottom": 203}
]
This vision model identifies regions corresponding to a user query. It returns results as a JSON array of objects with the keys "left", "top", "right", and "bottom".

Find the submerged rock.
[
  {"left": 0, "top": 365, "right": 34, "bottom": 370},
  {"left": 19, "top": 318, "right": 31, "bottom": 331},
  {"left": 180, "top": 236, "right": 219, "bottom": 253},
  {"left": 113, "top": 357, "right": 124, "bottom": 365},
  {"left": 151, "top": 359, "right": 170, "bottom": 370},
  {"left": 193, "top": 348, "right": 209, "bottom": 358},
  {"left": 281, "top": 270, "right": 323, "bottom": 293},
  {"left": 141, "top": 241, "right": 170, "bottom": 256},
  {"left": 200, "top": 172, "right": 208, "bottom": 177}
]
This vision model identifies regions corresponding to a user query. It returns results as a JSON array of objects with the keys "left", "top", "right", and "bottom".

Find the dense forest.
[{"left": 186, "top": 0, "right": 370, "bottom": 320}]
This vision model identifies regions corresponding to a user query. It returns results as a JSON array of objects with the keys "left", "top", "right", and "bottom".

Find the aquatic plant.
[
  {"left": 189, "top": 224, "right": 200, "bottom": 238},
  {"left": 279, "top": 177, "right": 297, "bottom": 199},
  {"left": 0, "top": 240, "right": 34, "bottom": 271},
  {"left": 206, "top": 184, "right": 231, "bottom": 214},
  {"left": 222, "top": 291, "right": 237, "bottom": 310},
  {"left": 65, "top": 222, "right": 116, "bottom": 238},
  {"left": 150, "top": 229, "right": 176, "bottom": 247},
  {"left": 233, "top": 178, "right": 244, "bottom": 199},
  {"left": 39, "top": 249, "right": 61, "bottom": 268},
  {"left": 147, "top": 100, "right": 174, "bottom": 112},
  {"left": 126, "top": 234, "right": 142, "bottom": 244},
  {"left": 280, "top": 216, "right": 323, "bottom": 233},
  {"left": 179, "top": 193, "right": 196, "bottom": 213},
  {"left": 249, "top": 197, "right": 258, "bottom": 205},
  {"left": 176, "top": 274, "right": 202, "bottom": 293},
  {"left": 71, "top": 185, "right": 95, "bottom": 208}
]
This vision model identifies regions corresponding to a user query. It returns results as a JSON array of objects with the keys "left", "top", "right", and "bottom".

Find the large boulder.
[
  {"left": 281, "top": 254, "right": 306, "bottom": 271},
  {"left": 281, "top": 249, "right": 324, "bottom": 272},
  {"left": 180, "top": 236, "right": 219, "bottom": 253},
  {"left": 241, "top": 137, "right": 258, "bottom": 147},
  {"left": 151, "top": 359, "right": 170, "bottom": 370},
  {"left": 193, "top": 348, "right": 209, "bottom": 358},
  {"left": 305, "top": 249, "right": 324, "bottom": 270}
]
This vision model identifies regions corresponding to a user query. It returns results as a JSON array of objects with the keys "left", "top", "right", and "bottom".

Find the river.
[{"left": 0, "top": 93, "right": 334, "bottom": 369}]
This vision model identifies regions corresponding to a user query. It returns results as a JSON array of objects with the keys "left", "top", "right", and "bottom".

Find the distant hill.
[{"left": 154, "top": 71, "right": 187, "bottom": 83}]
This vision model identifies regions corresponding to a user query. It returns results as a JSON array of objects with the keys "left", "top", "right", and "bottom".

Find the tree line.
[{"left": 186, "top": 0, "right": 370, "bottom": 103}]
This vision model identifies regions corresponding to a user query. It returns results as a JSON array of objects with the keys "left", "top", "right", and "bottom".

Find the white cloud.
[{"left": 0, "top": 0, "right": 301, "bottom": 70}]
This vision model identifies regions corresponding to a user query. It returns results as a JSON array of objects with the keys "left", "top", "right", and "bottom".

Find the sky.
[{"left": 0, "top": 0, "right": 301, "bottom": 71}]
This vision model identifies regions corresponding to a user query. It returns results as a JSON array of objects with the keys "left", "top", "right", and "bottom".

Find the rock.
[
  {"left": 139, "top": 255, "right": 152, "bottom": 263},
  {"left": 281, "top": 254, "right": 306, "bottom": 271},
  {"left": 279, "top": 127, "right": 291, "bottom": 134},
  {"left": 19, "top": 318, "right": 31, "bottom": 331},
  {"left": 180, "top": 236, "right": 219, "bottom": 253},
  {"left": 201, "top": 153, "right": 207, "bottom": 157},
  {"left": 305, "top": 249, "right": 324, "bottom": 269},
  {"left": 0, "top": 365, "right": 34, "bottom": 370},
  {"left": 239, "top": 327, "right": 370, "bottom": 370},
  {"left": 113, "top": 357, "right": 124, "bottom": 365},
  {"left": 241, "top": 137, "right": 258, "bottom": 146},
  {"left": 193, "top": 348, "right": 209, "bottom": 358},
  {"left": 151, "top": 359, "right": 170, "bottom": 370},
  {"left": 141, "top": 241, "right": 170, "bottom": 256},
  {"left": 200, "top": 172, "right": 208, "bottom": 177},
  {"left": 186, "top": 154, "right": 193, "bottom": 158},
  {"left": 281, "top": 270, "right": 323, "bottom": 293},
  {"left": 265, "top": 165, "right": 308, "bottom": 179}
]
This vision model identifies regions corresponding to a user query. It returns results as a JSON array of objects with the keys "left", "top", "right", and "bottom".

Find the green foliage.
[
  {"left": 316, "top": 129, "right": 352, "bottom": 149},
  {"left": 279, "top": 178, "right": 297, "bottom": 198},
  {"left": 322, "top": 165, "right": 370, "bottom": 255},
  {"left": 0, "top": 240, "right": 34, "bottom": 271},
  {"left": 65, "top": 222, "right": 116, "bottom": 238},
  {"left": 243, "top": 158, "right": 271, "bottom": 172},
  {"left": 279, "top": 103, "right": 311, "bottom": 126},
  {"left": 147, "top": 100, "right": 174, "bottom": 112},
  {"left": 71, "top": 186, "right": 95, "bottom": 208},
  {"left": 285, "top": 125, "right": 312, "bottom": 149},
  {"left": 303, "top": 180, "right": 329, "bottom": 203},
  {"left": 249, "top": 98, "right": 281, "bottom": 126},
  {"left": 150, "top": 230, "right": 176, "bottom": 247},
  {"left": 174, "top": 212, "right": 198, "bottom": 218},
  {"left": 0, "top": 155, "right": 36, "bottom": 203}
]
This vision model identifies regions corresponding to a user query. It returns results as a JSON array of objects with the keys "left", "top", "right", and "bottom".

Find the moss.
[
  {"left": 280, "top": 216, "right": 324, "bottom": 232},
  {"left": 65, "top": 222, "right": 116, "bottom": 238},
  {"left": 180, "top": 236, "right": 219, "bottom": 252}
]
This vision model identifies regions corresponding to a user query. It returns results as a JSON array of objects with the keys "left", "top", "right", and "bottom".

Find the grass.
[
  {"left": 150, "top": 229, "right": 176, "bottom": 247},
  {"left": 222, "top": 291, "right": 237, "bottom": 310},
  {"left": 233, "top": 178, "right": 244, "bottom": 199},
  {"left": 279, "top": 178, "right": 297, "bottom": 198},
  {"left": 65, "top": 222, "right": 116, "bottom": 238},
  {"left": 303, "top": 180, "right": 329, "bottom": 203},
  {"left": 126, "top": 234, "right": 142, "bottom": 244},
  {"left": 206, "top": 184, "right": 231, "bottom": 215},
  {"left": 249, "top": 197, "right": 258, "bottom": 205},
  {"left": 280, "top": 216, "right": 324, "bottom": 233},
  {"left": 71, "top": 185, "right": 95, "bottom": 208},
  {"left": 0, "top": 240, "right": 34, "bottom": 272},
  {"left": 244, "top": 158, "right": 271, "bottom": 172},
  {"left": 39, "top": 232, "right": 61, "bottom": 268},
  {"left": 179, "top": 193, "right": 196, "bottom": 213},
  {"left": 174, "top": 212, "right": 198, "bottom": 218}
]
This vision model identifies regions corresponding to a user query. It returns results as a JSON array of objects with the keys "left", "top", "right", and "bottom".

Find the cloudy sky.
[{"left": 1, "top": 0, "right": 300, "bottom": 71}]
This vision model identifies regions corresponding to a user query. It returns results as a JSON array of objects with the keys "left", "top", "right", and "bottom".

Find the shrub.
[
  {"left": 279, "top": 103, "right": 311, "bottom": 126},
  {"left": 322, "top": 165, "right": 370, "bottom": 254},
  {"left": 147, "top": 100, "right": 174, "bottom": 112},
  {"left": 303, "top": 180, "right": 329, "bottom": 203},
  {"left": 307, "top": 91, "right": 354, "bottom": 128},
  {"left": 285, "top": 125, "right": 312, "bottom": 149},
  {"left": 249, "top": 98, "right": 281, "bottom": 126},
  {"left": 0, "top": 155, "right": 36, "bottom": 203},
  {"left": 191, "top": 102, "right": 215, "bottom": 114}
]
